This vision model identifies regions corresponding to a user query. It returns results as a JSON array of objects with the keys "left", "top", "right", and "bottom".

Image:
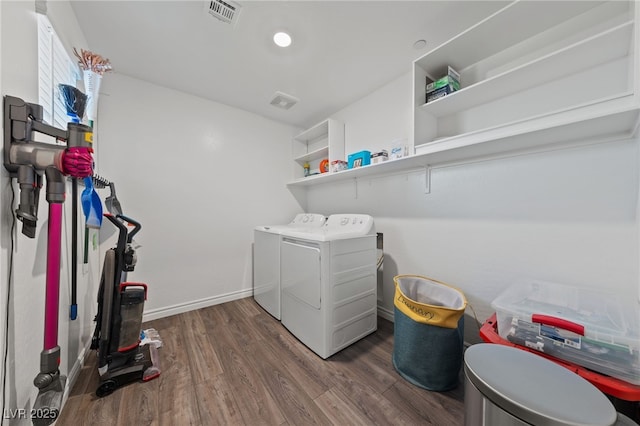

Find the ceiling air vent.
[
  {"left": 270, "top": 92, "right": 299, "bottom": 110},
  {"left": 207, "top": 0, "right": 241, "bottom": 25}
]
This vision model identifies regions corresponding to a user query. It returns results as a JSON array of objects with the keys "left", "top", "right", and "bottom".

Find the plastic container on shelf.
[
  {"left": 389, "top": 138, "right": 408, "bottom": 160},
  {"left": 330, "top": 160, "right": 347, "bottom": 172},
  {"left": 491, "top": 281, "right": 640, "bottom": 386}
]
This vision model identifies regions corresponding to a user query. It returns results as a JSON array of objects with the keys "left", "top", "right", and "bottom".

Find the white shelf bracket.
[
  {"left": 353, "top": 177, "right": 358, "bottom": 199},
  {"left": 425, "top": 165, "right": 432, "bottom": 194}
]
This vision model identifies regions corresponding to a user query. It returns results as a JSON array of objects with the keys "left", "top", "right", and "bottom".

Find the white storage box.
[
  {"left": 491, "top": 281, "right": 640, "bottom": 385},
  {"left": 371, "top": 150, "right": 388, "bottom": 164}
]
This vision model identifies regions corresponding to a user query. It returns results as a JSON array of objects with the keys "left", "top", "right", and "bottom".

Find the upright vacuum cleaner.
[
  {"left": 4, "top": 95, "right": 94, "bottom": 426},
  {"left": 90, "top": 213, "right": 159, "bottom": 397}
]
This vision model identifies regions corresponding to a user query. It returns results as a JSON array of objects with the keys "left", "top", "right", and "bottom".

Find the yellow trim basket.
[
  {"left": 394, "top": 274, "right": 467, "bottom": 328},
  {"left": 392, "top": 274, "right": 467, "bottom": 391}
]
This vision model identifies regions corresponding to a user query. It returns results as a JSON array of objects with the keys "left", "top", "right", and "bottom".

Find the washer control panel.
[{"left": 289, "top": 213, "right": 327, "bottom": 228}]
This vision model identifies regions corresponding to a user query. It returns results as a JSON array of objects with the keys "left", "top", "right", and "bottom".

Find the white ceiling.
[{"left": 70, "top": 1, "right": 505, "bottom": 129}]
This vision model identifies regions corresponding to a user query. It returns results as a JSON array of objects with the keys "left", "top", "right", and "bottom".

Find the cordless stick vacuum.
[{"left": 3, "top": 95, "right": 94, "bottom": 426}]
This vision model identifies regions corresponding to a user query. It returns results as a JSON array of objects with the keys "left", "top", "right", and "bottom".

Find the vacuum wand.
[
  {"left": 32, "top": 168, "right": 66, "bottom": 426},
  {"left": 3, "top": 95, "right": 94, "bottom": 425}
]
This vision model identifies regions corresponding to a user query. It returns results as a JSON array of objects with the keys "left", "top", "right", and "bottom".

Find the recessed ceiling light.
[
  {"left": 274, "top": 32, "right": 292, "bottom": 47},
  {"left": 413, "top": 39, "right": 427, "bottom": 50}
]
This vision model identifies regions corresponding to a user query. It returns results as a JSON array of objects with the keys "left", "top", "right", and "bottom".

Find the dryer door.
[{"left": 281, "top": 238, "right": 321, "bottom": 309}]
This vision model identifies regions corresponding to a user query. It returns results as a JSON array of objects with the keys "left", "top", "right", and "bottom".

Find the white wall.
[
  {"left": 1, "top": 0, "right": 98, "bottom": 421},
  {"left": 333, "top": 73, "right": 412, "bottom": 155},
  {"left": 310, "top": 72, "right": 639, "bottom": 343},
  {"left": 0, "top": 0, "right": 5, "bottom": 420},
  {"left": 95, "top": 73, "right": 303, "bottom": 319}
]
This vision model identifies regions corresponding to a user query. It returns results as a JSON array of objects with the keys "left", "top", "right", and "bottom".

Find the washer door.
[
  {"left": 281, "top": 239, "right": 321, "bottom": 309},
  {"left": 253, "top": 230, "right": 280, "bottom": 319}
]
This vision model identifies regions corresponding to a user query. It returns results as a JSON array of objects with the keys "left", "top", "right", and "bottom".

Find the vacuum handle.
[
  {"left": 116, "top": 214, "right": 141, "bottom": 242},
  {"left": 531, "top": 314, "right": 585, "bottom": 336},
  {"left": 104, "top": 213, "right": 128, "bottom": 252},
  {"left": 119, "top": 282, "right": 147, "bottom": 300}
]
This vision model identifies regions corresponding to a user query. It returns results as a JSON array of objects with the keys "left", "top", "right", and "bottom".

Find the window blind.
[{"left": 37, "top": 14, "right": 80, "bottom": 129}]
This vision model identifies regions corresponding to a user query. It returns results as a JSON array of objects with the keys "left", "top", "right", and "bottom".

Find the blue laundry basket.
[{"left": 392, "top": 275, "right": 467, "bottom": 391}]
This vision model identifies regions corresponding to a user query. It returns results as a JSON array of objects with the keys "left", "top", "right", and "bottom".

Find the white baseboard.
[
  {"left": 377, "top": 305, "right": 394, "bottom": 322},
  {"left": 61, "top": 341, "right": 92, "bottom": 409},
  {"left": 144, "top": 293, "right": 392, "bottom": 323},
  {"left": 142, "top": 288, "right": 253, "bottom": 322},
  {"left": 66, "top": 344, "right": 89, "bottom": 386}
]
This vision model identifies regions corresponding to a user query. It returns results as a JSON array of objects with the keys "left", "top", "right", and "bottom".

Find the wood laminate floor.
[{"left": 58, "top": 297, "right": 464, "bottom": 425}]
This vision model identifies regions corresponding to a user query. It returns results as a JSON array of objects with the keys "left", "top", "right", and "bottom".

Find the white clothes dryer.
[
  {"left": 253, "top": 213, "right": 326, "bottom": 320},
  {"left": 280, "top": 214, "right": 377, "bottom": 359}
]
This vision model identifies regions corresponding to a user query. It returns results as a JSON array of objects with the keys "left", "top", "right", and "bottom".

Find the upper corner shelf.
[
  {"left": 412, "top": 0, "right": 637, "bottom": 149},
  {"left": 294, "top": 119, "right": 330, "bottom": 143},
  {"left": 291, "top": 118, "right": 345, "bottom": 180},
  {"left": 293, "top": 146, "right": 329, "bottom": 164},
  {"left": 419, "top": 21, "right": 633, "bottom": 118},
  {"left": 414, "top": 0, "right": 613, "bottom": 80}
]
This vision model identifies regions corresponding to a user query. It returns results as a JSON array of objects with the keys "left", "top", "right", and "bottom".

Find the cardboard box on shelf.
[
  {"left": 371, "top": 150, "right": 388, "bottom": 164},
  {"left": 426, "top": 66, "right": 460, "bottom": 103},
  {"left": 347, "top": 151, "right": 371, "bottom": 168}
]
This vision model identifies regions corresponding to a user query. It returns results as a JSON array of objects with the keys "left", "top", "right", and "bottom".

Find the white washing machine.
[
  {"left": 280, "top": 214, "right": 377, "bottom": 359},
  {"left": 253, "top": 213, "right": 326, "bottom": 320}
]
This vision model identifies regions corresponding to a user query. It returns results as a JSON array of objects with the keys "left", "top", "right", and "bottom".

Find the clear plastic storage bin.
[{"left": 491, "top": 281, "right": 640, "bottom": 385}]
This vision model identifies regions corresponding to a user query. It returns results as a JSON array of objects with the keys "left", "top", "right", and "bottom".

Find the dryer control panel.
[{"left": 289, "top": 213, "right": 327, "bottom": 227}]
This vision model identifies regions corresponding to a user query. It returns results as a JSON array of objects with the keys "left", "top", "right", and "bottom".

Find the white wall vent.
[
  {"left": 270, "top": 92, "right": 299, "bottom": 110},
  {"left": 207, "top": 0, "right": 241, "bottom": 25}
]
